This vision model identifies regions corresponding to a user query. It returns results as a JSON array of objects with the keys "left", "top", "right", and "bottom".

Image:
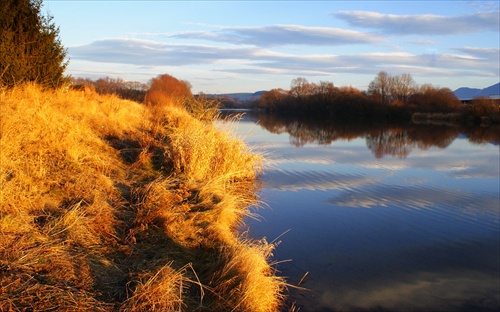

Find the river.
[{"left": 219, "top": 111, "right": 500, "bottom": 312}]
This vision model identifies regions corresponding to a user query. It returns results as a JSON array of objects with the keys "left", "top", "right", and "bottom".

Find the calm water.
[{"left": 221, "top": 111, "right": 500, "bottom": 312}]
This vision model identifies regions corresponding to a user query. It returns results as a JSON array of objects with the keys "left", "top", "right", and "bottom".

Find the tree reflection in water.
[
  {"left": 237, "top": 111, "right": 499, "bottom": 158},
  {"left": 217, "top": 109, "right": 500, "bottom": 311}
]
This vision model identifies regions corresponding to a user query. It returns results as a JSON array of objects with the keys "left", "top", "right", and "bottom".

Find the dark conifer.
[{"left": 0, "top": 0, "right": 68, "bottom": 88}]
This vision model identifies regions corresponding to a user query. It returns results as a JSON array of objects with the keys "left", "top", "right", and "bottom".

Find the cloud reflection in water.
[{"left": 227, "top": 112, "right": 499, "bottom": 311}]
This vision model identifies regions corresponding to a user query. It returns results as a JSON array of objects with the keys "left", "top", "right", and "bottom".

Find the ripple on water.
[
  {"left": 327, "top": 183, "right": 500, "bottom": 232},
  {"left": 262, "top": 167, "right": 377, "bottom": 192}
]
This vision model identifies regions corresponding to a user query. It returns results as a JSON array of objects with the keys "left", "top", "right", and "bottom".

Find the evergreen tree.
[{"left": 0, "top": 0, "right": 68, "bottom": 88}]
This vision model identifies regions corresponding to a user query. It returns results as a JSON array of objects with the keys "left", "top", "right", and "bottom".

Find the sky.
[{"left": 43, "top": 1, "right": 500, "bottom": 94}]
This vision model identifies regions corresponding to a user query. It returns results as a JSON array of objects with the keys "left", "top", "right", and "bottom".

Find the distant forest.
[
  {"left": 70, "top": 76, "right": 149, "bottom": 103},
  {"left": 257, "top": 72, "right": 500, "bottom": 124},
  {"left": 71, "top": 72, "right": 500, "bottom": 125}
]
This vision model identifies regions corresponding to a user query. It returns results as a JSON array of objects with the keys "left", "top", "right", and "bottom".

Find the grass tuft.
[{"left": 0, "top": 84, "right": 286, "bottom": 311}]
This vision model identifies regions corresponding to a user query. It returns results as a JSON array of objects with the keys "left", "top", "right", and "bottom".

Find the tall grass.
[
  {"left": 0, "top": 83, "right": 143, "bottom": 310},
  {"left": 0, "top": 84, "right": 285, "bottom": 311}
]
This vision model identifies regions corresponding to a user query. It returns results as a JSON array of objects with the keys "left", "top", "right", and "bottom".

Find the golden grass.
[
  {"left": 211, "top": 239, "right": 286, "bottom": 311},
  {"left": 120, "top": 263, "right": 187, "bottom": 312},
  {"left": 0, "top": 83, "right": 285, "bottom": 311}
]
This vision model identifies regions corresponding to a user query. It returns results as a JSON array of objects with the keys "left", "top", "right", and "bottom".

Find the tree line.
[
  {"left": 71, "top": 74, "right": 220, "bottom": 121},
  {"left": 70, "top": 77, "right": 149, "bottom": 102},
  {"left": 2, "top": 0, "right": 497, "bottom": 125},
  {"left": 258, "top": 73, "right": 499, "bottom": 124}
]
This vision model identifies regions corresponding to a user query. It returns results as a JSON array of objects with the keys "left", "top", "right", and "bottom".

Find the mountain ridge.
[
  {"left": 454, "top": 82, "right": 499, "bottom": 100},
  {"left": 208, "top": 91, "right": 266, "bottom": 102}
]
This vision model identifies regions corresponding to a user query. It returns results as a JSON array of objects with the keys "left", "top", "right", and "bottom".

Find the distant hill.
[
  {"left": 477, "top": 83, "right": 500, "bottom": 98},
  {"left": 454, "top": 82, "right": 500, "bottom": 100},
  {"left": 454, "top": 87, "right": 482, "bottom": 100},
  {"left": 209, "top": 91, "right": 266, "bottom": 103}
]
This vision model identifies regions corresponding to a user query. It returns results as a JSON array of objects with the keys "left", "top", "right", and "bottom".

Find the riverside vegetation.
[
  {"left": 0, "top": 83, "right": 286, "bottom": 311},
  {"left": 257, "top": 75, "right": 500, "bottom": 125}
]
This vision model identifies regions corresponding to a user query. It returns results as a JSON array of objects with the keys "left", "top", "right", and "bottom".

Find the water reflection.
[
  {"left": 238, "top": 111, "right": 499, "bottom": 158},
  {"left": 221, "top": 111, "right": 500, "bottom": 311}
]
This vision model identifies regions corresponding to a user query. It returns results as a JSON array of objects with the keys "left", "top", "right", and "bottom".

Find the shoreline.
[{"left": 0, "top": 84, "right": 286, "bottom": 311}]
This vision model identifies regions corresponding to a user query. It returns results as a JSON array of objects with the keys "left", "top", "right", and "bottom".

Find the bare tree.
[
  {"left": 290, "top": 77, "right": 316, "bottom": 98},
  {"left": 368, "top": 71, "right": 391, "bottom": 104},
  {"left": 390, "top": 73, "right": 416, "bottom": 103}
]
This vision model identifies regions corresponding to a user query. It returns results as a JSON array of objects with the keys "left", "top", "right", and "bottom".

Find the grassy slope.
[{"left": 0, "top": 84, "right": 285, "bottom": 311}]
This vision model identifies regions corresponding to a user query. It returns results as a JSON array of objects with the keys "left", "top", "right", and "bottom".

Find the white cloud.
[
  {"left": 407, "top": 39, "right": 437, "bottom": 45},
  {"left": 70, "top": 38, "right": 260, "bottom": 66},
  {"left": 453, "top": 47, "right": 500, "bottom": 60},
  {"left": 67, "top": 32, "right": 498, "bottom": 84},
  {"left": 333, "top": 10, "right": 500, "bottom": 35},
  {"left": 170, "top": 24, "right": 383, "bottom": 46}
]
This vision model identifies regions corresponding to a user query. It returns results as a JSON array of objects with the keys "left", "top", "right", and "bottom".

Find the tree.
[
  {"left": 368, "top": 72, "right": 416, "bottom": 105},
  {"left": 317, "top": 81, "right": 336, "bottom": 96},
  {"left": 0, "top": 0, "right": 68, "bottom": 88},
  {"left": 409, "top": 84, "right": 461, "bottom": 112},
  {"left": 390, "top": 73, "right": 416, "bottom": 103},
  {"left": 368, "top": 71, "right": 391, "bottom": 104},
  {"left": 467, "top": 97, "right": 500, "bottom": 124},
  {"left": 290, "top": 77, "right": 316, "bottom": 98},
  {"left": 144, "top": 74, "right": 192, "bottom": 107},
  {"left": 260, "top": 88, "right": 288, "bottom": 110}
]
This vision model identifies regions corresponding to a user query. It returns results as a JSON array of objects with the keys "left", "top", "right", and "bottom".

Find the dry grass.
[
  {"left": 120, "top": 263, "right": 189, "bottom": 312},
  {"left": 0, "top": 84, "right": 285, "bottom": 311},
  {"left": 411, "top": 112, "right": 463, "bottom": 126},
  {"left": 211, "top": 239, "right": 286, "bottom": 311}
]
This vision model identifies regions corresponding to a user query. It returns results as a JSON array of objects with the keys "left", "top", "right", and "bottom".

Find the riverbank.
[{"left": 0, "top": 84, "right": 285, "bottom": 311}]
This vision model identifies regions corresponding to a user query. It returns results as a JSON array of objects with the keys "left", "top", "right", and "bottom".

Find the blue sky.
[{"left": 44, "top": 1, "right": 499, "bottom": 94}]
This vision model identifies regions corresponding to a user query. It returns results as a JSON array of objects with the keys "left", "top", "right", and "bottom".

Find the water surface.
[{"left": 222, "top": 112, "right": 500, "bottom": 312}]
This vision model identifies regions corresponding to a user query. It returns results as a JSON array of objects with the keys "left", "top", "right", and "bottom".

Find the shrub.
[
  {"left": 144, "top": 74, "right": 192, "bottom": 107},
  {"left": 468, "top": 97, "right": 500, "bottom": 123}
]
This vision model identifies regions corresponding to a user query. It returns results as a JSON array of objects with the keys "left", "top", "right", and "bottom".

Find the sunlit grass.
[{"left": 0, "top": 83, "right": 285, "bottom": 311}]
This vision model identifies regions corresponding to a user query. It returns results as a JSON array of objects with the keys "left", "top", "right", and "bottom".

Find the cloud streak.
[
  {"left": 66, "top": 9, "right": 499, "bottom": 90},
  {"left": 170, "top": 24, "right": 383, "bottom": 47},
  {"left": 333, "top": 10, "right": 500, "bottom": 35},
  {"left": 69, "top": 38, "right": 498, "bottom": 79},
  {"left": 453, "top": 46, "right": 500, "bottom": 60},
  {"left": 70, "top": 38, "right": 261, "bottom": 66}
]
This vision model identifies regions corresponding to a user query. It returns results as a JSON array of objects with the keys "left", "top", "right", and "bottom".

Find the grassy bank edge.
[{"left": 0, "top": 84, "right": 286, "bottom": 311}]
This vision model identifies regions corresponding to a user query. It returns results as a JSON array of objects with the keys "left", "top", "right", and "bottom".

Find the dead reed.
[{"left": 0, "top": 84, "right": 285, "bottom": 311}]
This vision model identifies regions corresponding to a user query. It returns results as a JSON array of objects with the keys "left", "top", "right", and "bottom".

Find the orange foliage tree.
[
  {"left": 409, "top": 84, "right": 461, "bottom": 112},
  {"left": 468, "top": 97, "right": 500, "bottom": 123},
  {"left": 144, "top": 74, "right": 192, "bottom": 107},
  {"left": 260, "top": 88, "right": 289, "bottom": 110}
]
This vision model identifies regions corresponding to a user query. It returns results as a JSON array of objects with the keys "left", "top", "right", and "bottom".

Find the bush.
[
  {"left": 408, "top": 85, "right": 461, "bottom": 112},
  {"left": 468, "top": 97, "right": 500, "bottom": 123},
  {"left": 144, "top": 74, "right": 192, "bottom": 107}
]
